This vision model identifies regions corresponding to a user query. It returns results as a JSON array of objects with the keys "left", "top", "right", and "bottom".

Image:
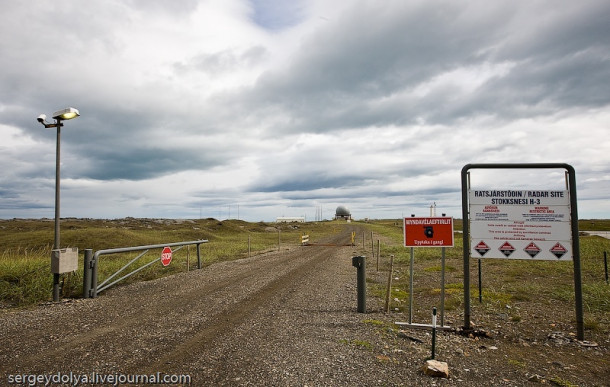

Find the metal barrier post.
[
  {"left": 83, "top": 249, "right": 93, "bottom": 299},
  {"left": 478, "top": 258, "right": 482, "bottom": 303},
  {"left": 352, "top": 256, "right": 366, "bottom": 313},
  {"left": 197, "top": 243, "right": 202, "bottom": 269},
  {"left": 409, "top": 247, "right": 414, "bottom": 324},
  {"left": 431, "top": 307, "right": 437, "bottom": 359},
  {"left": 91, "top": 254, "right": 98, "bottom": 298},
  {"left": 440, "top": 247, "right": 446, "bottom": 326}
]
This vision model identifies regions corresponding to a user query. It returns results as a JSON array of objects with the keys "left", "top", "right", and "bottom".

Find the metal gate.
[{"left": 83, "top": 239, "right": 208, "bottom": 298}]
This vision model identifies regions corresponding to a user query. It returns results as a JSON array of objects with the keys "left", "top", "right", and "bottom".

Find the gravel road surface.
[
  {"left": 2, "top": 225, "right": 606, "bottom": 386},
  {"left": 1, "top": 226, "right": 405, "bottom": 386}
]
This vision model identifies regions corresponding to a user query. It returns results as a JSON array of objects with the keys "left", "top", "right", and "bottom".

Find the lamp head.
[
  {"left": 37, "top": 114, "right": 47, "bottom": 124},
  {"left": 52, "top": 107, "right": 80, "bottom": 121}
]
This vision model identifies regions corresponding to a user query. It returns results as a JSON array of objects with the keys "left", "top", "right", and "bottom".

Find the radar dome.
[{"left": 335, "top": 206, "right": 351, "bottom": 219}]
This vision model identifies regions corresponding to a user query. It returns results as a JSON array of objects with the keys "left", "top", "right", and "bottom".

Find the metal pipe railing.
[{"left": 83, "top": 239, "right": 208, "bottom": 298}]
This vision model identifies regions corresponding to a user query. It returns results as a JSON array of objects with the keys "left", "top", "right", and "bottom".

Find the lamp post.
[{"left": 37, "top": 107, "right": 80, "bottom": 302}]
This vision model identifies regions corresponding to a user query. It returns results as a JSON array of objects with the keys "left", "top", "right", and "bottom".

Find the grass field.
[
  {"left": 0, "top": 218, "right": 338, "bottom": 307},
  {"left": 364, "top": 218, "right": 610, "bottom": 338},
  {"left": 1, "top": 216, "right": 610, "bottom": 332}
]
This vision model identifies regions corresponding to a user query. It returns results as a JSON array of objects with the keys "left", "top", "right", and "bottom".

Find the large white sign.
[{"left": 469, "top": 190, "right": 572, "bottom": 260}]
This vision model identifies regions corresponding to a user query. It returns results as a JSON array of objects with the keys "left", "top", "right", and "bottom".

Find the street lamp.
[{"left": 37, "top": 107, "right": 80, "bottom": 302}]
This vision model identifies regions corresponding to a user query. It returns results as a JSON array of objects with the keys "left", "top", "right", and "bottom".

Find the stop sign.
[{"left": 161, "top": 246, "right": 172, "bottom": 267}]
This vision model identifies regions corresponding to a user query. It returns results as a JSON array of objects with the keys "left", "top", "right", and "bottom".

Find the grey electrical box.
[{"left": 51, "top": 247, "right": 78, "bottom": 274}]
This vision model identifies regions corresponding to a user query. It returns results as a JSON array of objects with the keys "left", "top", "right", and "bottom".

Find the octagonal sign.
[{"left": 161, "top": 246, "right": 172, "bottom": 267}]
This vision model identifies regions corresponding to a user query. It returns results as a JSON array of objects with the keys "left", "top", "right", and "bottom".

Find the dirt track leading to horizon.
[
  {"left": 1, "top": 225, "right": 397, "bottom": 385},
  {"left": 2, "top": 224, "right": 608, "bottom": 386}
]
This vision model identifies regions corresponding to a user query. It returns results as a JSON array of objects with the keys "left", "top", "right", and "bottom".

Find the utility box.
[{"left": 51, "top": 247, "right": 78, "bottom": 274}]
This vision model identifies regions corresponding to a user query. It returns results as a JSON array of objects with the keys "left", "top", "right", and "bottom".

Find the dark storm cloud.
[
  {"left": 1, "top": 0, "right": 609, "bottom": 220},
  {"left": 237, "top": 0, "right": 610, "bottom": 133}
]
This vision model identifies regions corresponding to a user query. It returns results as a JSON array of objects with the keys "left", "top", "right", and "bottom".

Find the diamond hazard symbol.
[
  {"left": 474, "top": 241, "right": 490, "bottom": 256},
  {"left": 499, "top": 242, "right": 515, "bottom": 257},
  {"left": 524, "top": 242, "right": 541, "bottom": 258},
  {"left": 550, "top": 243, "right": 568, "bottom": 259}
]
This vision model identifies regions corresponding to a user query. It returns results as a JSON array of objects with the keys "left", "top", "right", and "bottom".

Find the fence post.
[
  {"left": 384, "top": 255, "right": 394, "bottom": 313},
  {"left": 186, "top": 245, "right": 190, "bottom": 272},
  {"left": 376, "top": 240, "right": 380, "bottom": 272},
  {"left": 604, "top": 251, "right": 608, "bottom": 285}
]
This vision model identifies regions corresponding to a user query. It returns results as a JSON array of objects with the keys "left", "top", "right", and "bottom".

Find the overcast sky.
[{"left": 1, "top": 0, "right": 609, "bottom": 221}]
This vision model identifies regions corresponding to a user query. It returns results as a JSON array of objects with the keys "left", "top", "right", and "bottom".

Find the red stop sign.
[{"left": 161, "top": 246, "right": 172, "bottom": 267}]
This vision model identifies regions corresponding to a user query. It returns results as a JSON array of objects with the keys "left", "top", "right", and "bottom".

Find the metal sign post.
[
  {"left": 461, "top": 163, "right": 583, "bottom": 340},
  {"left": 397, "top": 216, "right": 454, "bottom": 330}
]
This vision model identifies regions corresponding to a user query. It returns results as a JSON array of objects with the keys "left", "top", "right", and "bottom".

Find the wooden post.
[
  {"left": 376, "top": 240, "right": 380, "bottom": 272},
  {"left": 384, "top": 255, "right": 395, "bottom": 313},
  {"left": 186, "top": 245, "right": 190, "bottom": 272},
  {"left": 604, "top": 251, "right": 608, "bottom": 285}
]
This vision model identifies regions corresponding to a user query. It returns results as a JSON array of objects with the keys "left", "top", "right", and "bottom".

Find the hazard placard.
[{"left": 404, "top": 217, "right": 454, "bottom": 247}]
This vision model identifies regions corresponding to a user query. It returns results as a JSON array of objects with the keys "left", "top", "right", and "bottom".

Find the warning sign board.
[
  {"left": 404, "top": 217, "right": 454, "bottom": 247},
  {"left": 468, "top": 189, "right": 572, "bottom": 260}
]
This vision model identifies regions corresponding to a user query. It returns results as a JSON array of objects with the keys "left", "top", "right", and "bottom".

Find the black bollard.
[{"left": 352, "top": 256, "right": 366, "bottom": 313}]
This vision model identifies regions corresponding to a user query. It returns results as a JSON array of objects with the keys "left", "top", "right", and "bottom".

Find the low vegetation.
[
  {"left": 363, "top": 219, "right": 610, "bottom": 341},
  {"left": 0, "top": 218, "right": 334, "bottom": 307},
  {"left": 2, "top": 216, "right": 610, "bottom": 343}
]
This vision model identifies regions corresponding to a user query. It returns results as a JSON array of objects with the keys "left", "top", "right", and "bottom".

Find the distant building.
[
  {"left": 276, "top": 216, "right": 305, "bottom": 223},
  {"left": 335, "top": 206, "right": 352, "bottom": 220}
]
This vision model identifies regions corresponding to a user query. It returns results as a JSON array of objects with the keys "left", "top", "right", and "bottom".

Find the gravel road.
[
  {"left": 2, "top": 225, "right": 606, "bottom": 386},
  {"left": 1, "top": 225, "right": 404, "bottom": 386}
]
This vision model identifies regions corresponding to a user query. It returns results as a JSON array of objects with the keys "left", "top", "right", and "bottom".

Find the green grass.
[
  {"left": 340, "top": 339, "right": 373, "bottom": 350},
  {"left": 360, "top": 218, "right": 610, "bottom": 335},
  {"left": 548, "top": 376, "right": 579, "bottom": 387},
  {"left": 3, "top": 216, "right": 610, "bottom": 322}
]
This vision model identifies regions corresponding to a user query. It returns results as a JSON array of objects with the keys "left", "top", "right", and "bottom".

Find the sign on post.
[
  {"left": 469, "top": 190, "right": 572, "bottom": 260},
  {"left": 404, "top": 217, "right": 454, "bottom": 247},
  {"left": 398, "top": 216, "right": 454, "bottom": 329},
  {"left": 161, "top": 246, "right": 172, "bottom": 267},
  {"left": 461, "top": 163, "right": 583, "bottom": 340}
]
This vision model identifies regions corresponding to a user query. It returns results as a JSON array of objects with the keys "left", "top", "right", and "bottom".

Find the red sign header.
[{"left": 404, "top": 217, "right": 454, "bottom": 247}]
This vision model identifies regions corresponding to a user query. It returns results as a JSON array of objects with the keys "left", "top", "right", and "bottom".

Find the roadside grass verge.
[{"left": 358, "top": 219, "right": 610, "bottom": 335}]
